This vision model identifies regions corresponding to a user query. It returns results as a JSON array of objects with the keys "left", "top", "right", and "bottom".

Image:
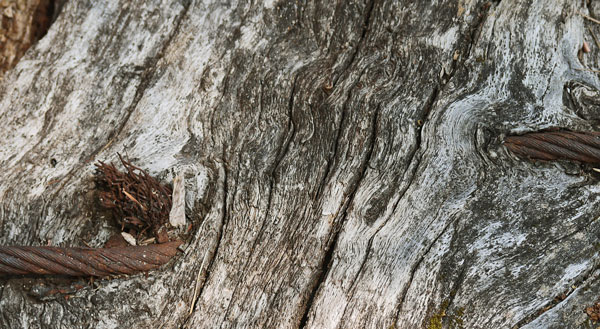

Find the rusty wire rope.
[
  {"left": 504, "top": 130, "right": 600, "bottom": 164},
  {"left": 0, "top": 156, "right": 181, "bottom": 277},
  {"left": 0, "top": 241, "right": 182, "bottom": 277}
]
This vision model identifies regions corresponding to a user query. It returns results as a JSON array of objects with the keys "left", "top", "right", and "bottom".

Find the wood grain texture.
[{"left": 1, "top": 0, "right": 600, "bottom": 328}]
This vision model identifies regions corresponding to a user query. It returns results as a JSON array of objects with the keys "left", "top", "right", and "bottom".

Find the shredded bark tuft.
[
  {"left": 586, "top": 300, "right": 600, "bottom": 322},
  {"left": 95, "top": 154, "right": 172, "bottom": 242}
]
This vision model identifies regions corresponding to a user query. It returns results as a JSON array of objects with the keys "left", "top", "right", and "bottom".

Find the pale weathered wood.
[{"left": 1, "top": 0, "right": 600, "bottom": 328}]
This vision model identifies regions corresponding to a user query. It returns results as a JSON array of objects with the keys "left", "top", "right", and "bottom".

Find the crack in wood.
[
  {"left": 425, "top": 254, "right": 469, "bottom": 329},
  {"left": 299, "top": 105, "right": 379, "bottom": 329},
  {"left": 337, "top": 86, "right": 435, "bottom": 315},
  {"left": 332, "top": 0, "right": 376, "bottom": 87},
  {"left": 219, "top": 73, "right": 300, "bottom": 322},
  {"left": 336, "top": 105, "right": 383, "bottom": 327},
  {"left": 464, "top": 1, "right": 496, "bottom": 61},
  {"left": 314, "top": 70, "right": 364, "bottom": 201},
  {"left": 312, "top": 0, "right": 377, "bottom": 204},
  {"left": 546, "top": 216, "right": 600, "bottom": 249},
  {"left": 180, "top": 160, "right": 228, "bottom": 329}
]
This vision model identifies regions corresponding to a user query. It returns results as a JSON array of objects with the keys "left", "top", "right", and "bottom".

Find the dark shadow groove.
[
  {"left": 185, "top": 154, "right": 230, "bottom": 324},
  {"left": 299, "top": 106, "right": 379, "bottom": 329},
  {"left": 220, "top": 72, "right": 299, "bottom": 320},
  {"left": 332, "top": 0, "right": 376, "bottom": 86}
]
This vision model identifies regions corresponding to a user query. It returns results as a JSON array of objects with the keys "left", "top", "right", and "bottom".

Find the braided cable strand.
[
  {"left": 504, "top": 131, "right": 600, "bottom": 164},
  {"left": 0, "top": 241, "right": 182, "bottom": 277}
]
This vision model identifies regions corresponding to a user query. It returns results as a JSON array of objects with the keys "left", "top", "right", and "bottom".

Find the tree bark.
[{"left": 1, "top": 0, "right": 600, "bottom": 328}]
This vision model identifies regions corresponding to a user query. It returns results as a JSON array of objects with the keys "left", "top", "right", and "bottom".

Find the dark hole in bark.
[{"left": 32, "top": 0, "right": 53, "bottom": 40}]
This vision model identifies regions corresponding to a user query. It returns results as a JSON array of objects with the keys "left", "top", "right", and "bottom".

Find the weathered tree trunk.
[{"left": 2, "top": 0, "right": 600, "bottom": 328}]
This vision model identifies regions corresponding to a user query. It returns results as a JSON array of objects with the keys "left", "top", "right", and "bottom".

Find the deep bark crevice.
[
  {"left": 299, "top": 107, "right": 379, "bottom": 329},
  {"left": 183, "top": 162, "right": 228, "bottom": 326},
  {"left": 298, "top": 227, "right": 339, "bottom": 329},
  {"left": 463, "top": 1, "right": 495, "bottom": 62},
  {"left": 220, "top": 73, "right": 299, "bottom": 322},
  {"left": 331, "top": 0, "right": 376, "bottom": 87}
]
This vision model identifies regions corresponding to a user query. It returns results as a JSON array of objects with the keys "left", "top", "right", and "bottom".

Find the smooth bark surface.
[{"left": 1, "top": 0, "right": 600, "bottom": 328}]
